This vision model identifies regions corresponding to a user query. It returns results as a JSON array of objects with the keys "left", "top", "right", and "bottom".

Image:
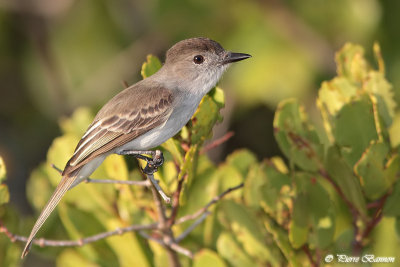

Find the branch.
[
  {"left": 176, "top": 212, "right": 210, "bottom": 243},
  {"left": 0, "top": 182, "right": 244, "bottom": 261},
  {"left": 52, "top": 164, "right": 151, "bottom": 186},
  {"left": 84, "top": 178, "right": 150, "bottom": 186},
  {"left": 318, "top": 169, "right": 361, "bottom": 218},
  {"left": 201, "top": 131, "right": 234, "bottom": 154},
  {"left": 148, "top": 174, "right": 181, "bottom": 266},
  {"left": 0, "top": 220, "right": 157, "bottom": 247},
  {"left": 147, "top": 173, "right": 171, "bottom": 203},
  {"left": 138, "top": 231, "right": 193, "bottom": 258},
  {"left": 353, "top": 192, "right": 390, "bottom": 254},
  {"left": 168, "top": 175, "right": 186, "bottom": 227},
  {"left": 302, "top": 245, "right": 319, "bottom": 267},
  {"left": 176, "top": 183, "right": 244, "bottom": 225}
]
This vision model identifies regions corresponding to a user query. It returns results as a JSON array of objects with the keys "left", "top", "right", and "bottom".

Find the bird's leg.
[
  {"left": 118, "top": 149, "right": 170, "bottom": 203},
  {"left": 118, "top": 150, "right": 164, "bottom": 174}
]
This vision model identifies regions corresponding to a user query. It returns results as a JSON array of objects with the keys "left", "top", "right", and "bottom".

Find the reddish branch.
[
  {"left": 201, "top": 131, "right": 234, "bottom": 154},
  {"left": 318, "top": 169, "right": 361, "bottom": 218},
  {"left": 302, "top": 245, "right": 318, "bottom": 267},
  {"left": 168, "top": 175, "right": 186, "bottom": 227},
  {"left": 353, "top": 192, "right": 390, "bottom": 254}
]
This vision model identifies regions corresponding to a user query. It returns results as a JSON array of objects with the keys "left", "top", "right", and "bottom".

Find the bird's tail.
[{"left": 21, "top": 175, "right": 76, "bottom": 258}]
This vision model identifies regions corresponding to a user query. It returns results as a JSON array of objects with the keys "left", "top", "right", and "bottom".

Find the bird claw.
[{"left": 142, "top": 151, "right": 164, "bottom": 175}]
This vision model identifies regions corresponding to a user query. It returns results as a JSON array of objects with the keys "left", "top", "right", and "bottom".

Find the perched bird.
[{"left": 22, "top": 37, "right": 251, "bottom": 258}]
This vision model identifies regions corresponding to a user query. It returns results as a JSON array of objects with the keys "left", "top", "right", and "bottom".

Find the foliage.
[
  {"left": 1, "top": 43, "right": 400, "bottom": 267},
  {"left": 0, "top": 157, "right": 22, "bottom": 267}
]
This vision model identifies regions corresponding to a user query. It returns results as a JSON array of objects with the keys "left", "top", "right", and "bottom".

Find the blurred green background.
[{"left": 1, "top": 0, "right": 400, "bottom": 264}]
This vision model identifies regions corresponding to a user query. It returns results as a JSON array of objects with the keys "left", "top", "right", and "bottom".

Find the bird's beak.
[{"left": 222, "top": 52, "right": 252, "bottom": 64}]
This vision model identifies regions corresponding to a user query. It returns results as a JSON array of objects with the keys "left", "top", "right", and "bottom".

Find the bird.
[{"left": 21, "top": 37, "right": 251, "bottom": 258}]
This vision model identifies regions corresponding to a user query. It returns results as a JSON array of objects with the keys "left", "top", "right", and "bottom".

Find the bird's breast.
[{"left": 116, "top": 95, "right": 202, "bottom": 152}]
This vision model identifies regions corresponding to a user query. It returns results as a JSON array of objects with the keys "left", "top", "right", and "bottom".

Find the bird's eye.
[{"left": 193, "top": 55, "right": 204, "bottom": 64}]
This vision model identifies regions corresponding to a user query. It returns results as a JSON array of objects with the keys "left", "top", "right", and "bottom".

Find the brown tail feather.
[{"left": 21, "top": 175, "right": 77, "bottom": 258}]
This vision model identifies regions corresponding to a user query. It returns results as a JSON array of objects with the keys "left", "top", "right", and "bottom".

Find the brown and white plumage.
[
  {"left": 64, "top": 84, "right": 174, "bottom": 177},
  {"left": 22, "top": 84, "right": 174, "bottom": 257},
  {"left": 22, "top": 37, "right": 250, "bottom": 258}
]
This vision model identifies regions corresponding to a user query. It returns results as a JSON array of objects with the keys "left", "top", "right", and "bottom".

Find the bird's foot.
[
  {"left": 118, "top": 149, "right": 164, "bottom": 174},
  {"left": 143, "top": 150, "right": 164, "bottom": 175}
]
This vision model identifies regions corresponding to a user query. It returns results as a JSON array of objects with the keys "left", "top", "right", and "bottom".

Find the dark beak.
[{"left": 222, "top": 52, "right": 252, "bottom": 64}]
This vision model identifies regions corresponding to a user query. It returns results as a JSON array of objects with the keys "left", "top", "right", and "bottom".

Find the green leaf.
[
  {"left": 57, "top": 203, "right": 107, "bottom": 262},
  {"left": 141, "top": 55, "right": 162, "bottom": 79},
  {"left": 354, "top": 141, "right": 398, "bottom": 200},
  {"left": 274, "top": 99, "right": 323, "bottom": 172},
  {"left": 177, "top": 155, "right": 218, "bottom": 217},
  {"left": 318, "top": 77, "right": 358, "bottom": 117},
  {"left": 383, "top": 180, "right": 400, "bottom": 217},
  {"left": 396, "top": 217, "right": 400, "bottom": 239},
  {"left": 57, "top": 249, "right": 99, "bottom": 267},
  {"left": 0, "top": 184, "right": 10, "bottom": 205},
  {"left": 161, "top": 138, "right": 184, "bottom": 166},
  {"left": 0, "top": 157, "right": 6, "bottom": 183},
  {"left": 226, "top": 149, "right": 258, "bottom": 178},
  {"left": 216, "top": 164, "right": 244, "bottom": 198},
  {"left": 219, "top": 200, "right": 275, "bottom": 263},
  {"left": 263, "top": 217, "right": 300, "bottom": 267},
  {"left": 288, "top": 220, "right": 308, "bottom": 249},
  {"left": 191, "top": 92, "right": 223, "bottom": 145},
  {"left": 310, "top": 213, "right": 335, "bottom": 249},
  {"left": 178, "top": 144, "right": 200, "bottom": 205},
  {"left": 332, "top": 96, "right": 379, "bottom": 166},
  {"left": 325, "top": 146, "right": 366, "bottom": 215},
  {"left": 104, "top": 154, "right": 129, "bottom": 181},
  {"left": 208, "top": 87, "right": 225, "bottom": 108},
  {"left": 335, "top": 43, "right": 368, "bottom": 84},
  {"left": 244, "top": 163, "right": 266, "bottom": 209},
  {"left": 290, "top": 173, "right": 335, "bottom": 249},
  {"left": 26, "top": 163, "right": 53, "bottom": 212},
  {"left": 295, "top": 173, "right": 331, "bottom": 220},
  {"left": 193, "top": 249, "right": 227, "bottom": 267},
  {"left": 364, "top": 71, "right": 396, "bottom": 127},
  {"left": 59, "top": 107, "right": 94, "bottom": 136},
  {"left": 216, "top": 232, "right": 256, "bottom": 267},
  {"left": 254, "top": 161, "right": 291, "bottom": 222},
  {"left": 46, "top": 135, "right": 80, "bottom": 185}
]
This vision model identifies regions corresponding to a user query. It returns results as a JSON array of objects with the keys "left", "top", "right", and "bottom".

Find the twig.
[
  {"left": 149, "top": 175, "right": 181, "bottom": 267},
  {"left": 353, "top": 192, "right": 390, "bottom": 254},
  {"left": 302, "top": 245, "right": 318, "bottom": 267},
  {"left": 0, "top": 220, "right": 157, "bottom": 247},
  {"left": 176, "top": 183, "right": 244, "bottom": 224},
  {"left": 1, "top": 181, "right": 244, "bottom": 260},
  {"left": 318, "top": 169, "right": 361, "bottom": 218},
  {"left": 51, "top": 164, "right": 63, "bottom": 174},
  {"left": 147, "top": 173, "right": 171, "bottom": 203},
  {"left": 121, "top": 80, "right": 130, "bottom": 89},
  {"left": 201, "top": 131, "right": 234, "bottom": 154},
  {"left": 169, "top": 242, "right": 193, "bottom": 258},
  {"left": 168, "top": 176, "right": 186, "bottom": 227},
  {"left": 85, "top": 178, "right": 150, "bottom": 186},
  {"left": 52, "top": 164, "right": 151, "bottom": 186},
  {"left": 138, "top": 231, "right": 193, "bottom": 258},
  {"left": 175, "top": 212, "right": 210, "bottom": 243},
  {"left": 318, "top": 168, "right": 364, "bottom": 252}
]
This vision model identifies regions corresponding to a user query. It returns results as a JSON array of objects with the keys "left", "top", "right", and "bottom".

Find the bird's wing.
[
  {"left": 63, "top": 84, "right": 174, "bottom": 177},
  {"left": 21, "top": 84, "right": 174, "bottom": 258}
]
